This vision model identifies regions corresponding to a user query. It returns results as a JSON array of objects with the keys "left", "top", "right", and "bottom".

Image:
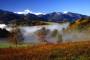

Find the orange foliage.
[{"left": 0, "top": 41, "right": 90, "bottom": 60}]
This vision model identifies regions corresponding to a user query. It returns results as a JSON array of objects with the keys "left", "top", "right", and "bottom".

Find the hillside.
[
  {"left": 0, "top": 41, "right": 90, "bottom": 60},
  {"left": 69, "top": 17, "right": 90, "bottom": 31}
]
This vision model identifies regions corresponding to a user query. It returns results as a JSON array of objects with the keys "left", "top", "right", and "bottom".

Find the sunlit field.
[
  {"left": 0, "top": 41, "right": 90, "bottom": 60},
  {"left": 0, "top": 43, "right": 32, "bottom": 48}
]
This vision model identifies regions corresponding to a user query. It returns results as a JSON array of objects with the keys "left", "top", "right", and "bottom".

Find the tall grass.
[{"left": 0, "top": 41, "right": 90, "bottom": 60}]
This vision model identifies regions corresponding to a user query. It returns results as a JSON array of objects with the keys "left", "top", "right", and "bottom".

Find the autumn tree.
[
  {"left": 9, "top": 24, "right": 23, "bottom": 46},
  {"left": 36, "top": 27, "right": 50, "bottom": 43},
  {"left": 51, "top": 29, "right": 63, "bottom": 43}
]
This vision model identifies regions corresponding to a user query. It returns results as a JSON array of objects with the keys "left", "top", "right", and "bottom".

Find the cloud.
[
  {"left": 14, "top": 9, "right": 45, "bottom": 15},
  {"left": 0, "top": 24, "right": 7, "bottom": 29}
]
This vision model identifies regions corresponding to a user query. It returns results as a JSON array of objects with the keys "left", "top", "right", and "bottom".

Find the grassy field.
[
  {"left": 0, "top": 43, "right": 35, "bottom": 48},
  {"left": 0, "top": 41, "right": 90, "bottom": 60}
]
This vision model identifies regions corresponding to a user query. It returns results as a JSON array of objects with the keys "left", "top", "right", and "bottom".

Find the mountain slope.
[
  {"left": 69, "top": 17, "right": 90, "bottom": 30},
  {"left": 0, "top": 9, "right": 23, "bottom": 23},
  {"left": 38, "top": 12, "right": 88, "bottom": 22}
]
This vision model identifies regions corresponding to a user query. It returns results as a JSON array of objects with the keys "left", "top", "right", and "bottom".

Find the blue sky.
[{"left": 0, "top": 0, "right": 90, "bottom": 15}]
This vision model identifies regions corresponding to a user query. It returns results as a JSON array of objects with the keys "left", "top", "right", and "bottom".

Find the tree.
[
  {"left": 9, "top": 24, "right": 23, "bottom": 47},
  {"left": 51, "top": 29, "right": 63, "bottom": 43},
  {"left": 36, "top": 27, "right": 50, "bottom": 43},
  {"left": 0, "top": 28, "right": 10, "bottom": 38}
]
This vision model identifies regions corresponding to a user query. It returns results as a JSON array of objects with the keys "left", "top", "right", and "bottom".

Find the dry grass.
[{"left": 0, "top": 41, "right": 90, "bottom": 60}]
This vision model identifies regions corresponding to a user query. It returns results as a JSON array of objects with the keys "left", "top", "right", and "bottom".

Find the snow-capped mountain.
[
  {"left": 0, "top": 9, "right": 88, "bottom": 23},
  {"left": 15, "top": 9, "right": 44, "bottom": 15},
  {"left": 38, "top": 12, "right": 88, "bottom": 22}
]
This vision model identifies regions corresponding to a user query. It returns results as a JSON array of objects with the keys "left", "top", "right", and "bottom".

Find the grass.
[
  {"left": 0, "top": 43, "right": 33, "bottom": 48},
  {"left": 0, "top": 43, "right": 11, "bottom": 48},
  {"left": 0, "top": 41, "right": 90, "bottom": 60}
]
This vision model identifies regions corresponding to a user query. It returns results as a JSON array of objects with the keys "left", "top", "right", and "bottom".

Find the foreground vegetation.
[{"left": 0, "top": 41, "right": 90, "bottom": 60}]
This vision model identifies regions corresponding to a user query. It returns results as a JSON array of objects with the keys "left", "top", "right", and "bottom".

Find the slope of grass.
[
  {"left": 69, "top": 18, "right": 90, "bottom": 31},
  {"left": 0, "top": 41, "right": 90, "bottom": 60},
  {"left": 0, "top": 43, "right": 34, "bottom": 48}
]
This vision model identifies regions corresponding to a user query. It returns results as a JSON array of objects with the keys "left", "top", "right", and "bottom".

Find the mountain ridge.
[
  {"left": 38, "top": 12, "right": 88, "bottom": 22},
  {"left": 0, "top": 9, "right": 89, "bottom": 24}
]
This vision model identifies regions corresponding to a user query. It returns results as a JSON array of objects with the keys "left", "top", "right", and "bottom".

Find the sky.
[{"left": 0, "top": 0, "right": 90, "bottom": 15}]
